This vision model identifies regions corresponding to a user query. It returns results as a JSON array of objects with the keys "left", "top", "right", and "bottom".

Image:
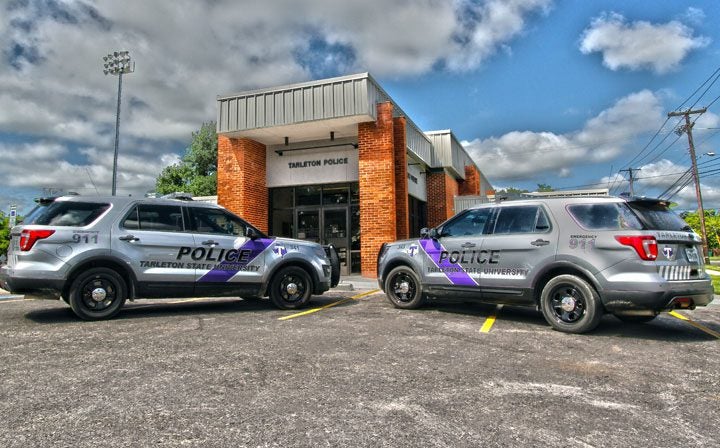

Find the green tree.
[
  {"left": 156, "top": 122, "right": 218, "bottom": 196},
  {"left": 0, "top": 215, "right": 10, "bottom": 259},
  {"left": 680, "top": 209, "right": 720, "bottom": 252},
  {"left": 537, "top": 183, "right": 554, "bottom": 192}
]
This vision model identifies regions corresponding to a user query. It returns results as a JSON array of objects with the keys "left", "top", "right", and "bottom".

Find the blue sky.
[{"left": 1, "top": 0, "right": 719, "bottom": 214}]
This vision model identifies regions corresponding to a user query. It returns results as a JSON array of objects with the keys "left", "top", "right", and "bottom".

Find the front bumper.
[{"left": 601, "top": 279, "right": 714, "bottom": 313}]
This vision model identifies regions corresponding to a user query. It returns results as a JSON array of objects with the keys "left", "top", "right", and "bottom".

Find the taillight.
[
  {"left": 615, "top": 235, "right": 658, "bottom": 260},
  {"left": 19, "top": 229, "right": 55, "bottom": 251}
]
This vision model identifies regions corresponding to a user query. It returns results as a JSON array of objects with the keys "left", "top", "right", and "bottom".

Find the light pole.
[{"left": 102, "top": 51, "right": 134, "bottom": 196}]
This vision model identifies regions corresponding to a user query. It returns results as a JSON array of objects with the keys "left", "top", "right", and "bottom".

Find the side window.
[
  {"left": 442, "top": 208, "right": 492, "bottom": 237},
  {"left": 493, "top": 206, "right": 547, "bottom": 234},
  {"left": 190, "top": 207, "right": 248, "bottom": 236},
  {"left": 567, "top": 203, "right": 643, "bottom": 231},
  {"left": 121, "top": 205, "right": 184, "bottom": 232}
]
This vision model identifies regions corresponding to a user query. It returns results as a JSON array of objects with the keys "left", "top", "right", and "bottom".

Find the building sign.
[
  {"left": 407, "top": 161, "right": 427, "bottom": 202},
  {"left": 267, "top": 141, "right": 359, "bottom": 188}
]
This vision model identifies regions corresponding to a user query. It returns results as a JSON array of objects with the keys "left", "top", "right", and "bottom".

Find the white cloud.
[
  {"left": 579, "top": 12, "right": 710, "bottom": 74},
  {"left": 447, "top": 0, "right": 552, "bottom": 71},
  {"left": 463, "top": 90, "right": 664, "bottom": 181},
  {"left": 0, "top": 141, "right": 178, "bottom": 196}
]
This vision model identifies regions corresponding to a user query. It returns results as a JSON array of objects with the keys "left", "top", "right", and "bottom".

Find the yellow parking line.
[
  {"left": 279, "top": 289, "right": 380, "bottom": 321},
  {"left": 480, "top": 304, "right": 503, "bottom": 333},
  {"left": 669, "top": 311, "right": 720, "bottom": 339}
]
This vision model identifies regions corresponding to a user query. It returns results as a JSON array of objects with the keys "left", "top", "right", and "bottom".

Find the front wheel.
[
  {"left": 269, "top": 266, "right": 312, "bottom": 309},
  {"left": 539, "top": 274, "right": 602, "bottom": 334},
  {"left": 384, "top": 266, "right": 424, "bottom": 309},
  {"left": 68, "top": 267, "right": 127, "bottom": 320}
]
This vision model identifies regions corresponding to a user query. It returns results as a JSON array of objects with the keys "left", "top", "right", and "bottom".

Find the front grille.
[{"left": 658, "top": 265, "right": 699, "bottom": 281}]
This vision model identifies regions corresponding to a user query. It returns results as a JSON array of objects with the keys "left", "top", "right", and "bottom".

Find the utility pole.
[
  {"left": 619, "top": 168, "right": 641, "bottom": 196},
  {"left": 668, "top": 107, "right": 709, "bottom": 263}
]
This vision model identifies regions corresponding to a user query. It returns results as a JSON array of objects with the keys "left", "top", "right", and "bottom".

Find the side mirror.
[
  {"left": 246, "top": 227, "right": 259, "bottom": 240},
  {"left": 421, "top": 228, "right": 440, "bottom": 239}
]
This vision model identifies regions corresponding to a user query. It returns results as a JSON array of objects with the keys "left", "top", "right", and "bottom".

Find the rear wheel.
[
  {"left": 269, "top": 266, "right": 312, "bottom": 309},
  {"left": 384, "top": 266, "right": 424, "bottom": 309},
  {"left": 540, "top": 274, "right": 602, "bottom": 334},
  {"left": 68, "top": 267, "right": 127, "bottom": 320}
]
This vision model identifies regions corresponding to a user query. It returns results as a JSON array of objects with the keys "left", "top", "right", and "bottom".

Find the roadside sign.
[{"left": 9, "top": 205, "right": 16, "bottom": 228}]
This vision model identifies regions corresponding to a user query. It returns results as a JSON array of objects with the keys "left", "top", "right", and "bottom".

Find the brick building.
[{"left": 216, "top": 73, "right": 492, "bottom": 277}]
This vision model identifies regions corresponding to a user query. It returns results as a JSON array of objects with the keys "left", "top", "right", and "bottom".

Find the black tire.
[
  {"left": 269, "top": 266, "right": 312, "bottom": 309},
  {"left": 539, "top": 274, "right": 602, "bottom": 334},
  {"left": 68, "top": 267, "right": 127, "bottom": 320},
  {"left": 384, "top": 266, "right": 424, "bottom": 309},
  {"left": 615, "top": 314, "right": 658, "bottom": 324}
]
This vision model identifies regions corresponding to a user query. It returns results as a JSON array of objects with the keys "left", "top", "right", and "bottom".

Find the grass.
[{"left": 706, "top": 266, "right": 720, "bottom": 294}]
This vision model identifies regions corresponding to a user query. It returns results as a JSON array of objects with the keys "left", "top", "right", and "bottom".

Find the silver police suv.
[
  {"left": 0, "top": 195, "right": 340, "bottom": 320},
  {"left": 377, "top": 196, "right": 714, "bottom": 333}
]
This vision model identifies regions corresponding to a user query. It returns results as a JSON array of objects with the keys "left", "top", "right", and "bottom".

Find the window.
[
  {"left": 626, "top": 201, "right": 690, "bottom": 231},
  {"left": 442, "top": 208, "right": 492, "bottom": 237},
  {"left": 122, "top": 205, "right": 184, "bottom": 232},
  {"left": 492, "top": 205, "right": 550, "bottom": 234},
  {"left": 25, "top": 201, "right": 110, "bottom": 227},
  {"left": 190, "top": 207, "right": 248, "bottom": 236},
  {"left": 567, "top": 203, "right": 643, "bottom": 231}
]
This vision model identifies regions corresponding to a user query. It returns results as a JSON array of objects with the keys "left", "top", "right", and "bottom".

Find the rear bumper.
[
  {"left": 0, "top": 266, "right": 65, "bottom": 300},
  {"left": 601, "top": 280, "right": 714, "bottom": 312}
]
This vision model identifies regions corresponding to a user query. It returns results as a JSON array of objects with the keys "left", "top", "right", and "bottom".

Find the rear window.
[
  {"left": 626, "top": 202, "right": 691, "bottom": 231},
  {"left": 22, "top": 201, "right": 110, "bottom": 227},
  {"left": 567, "top": 203, "right": 643, "bottom": 231}
]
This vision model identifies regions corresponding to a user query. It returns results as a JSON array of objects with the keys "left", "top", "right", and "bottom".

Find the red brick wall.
[
  {"left": 459, "top": 165, "right": 480, "bottom": 196},
  {"left": 427, "top": 170, "right": 458, "bottom": 228},
  {"left": 358, "top": 102, "right": 396, "bottom": 277},
  {"left": 393, "top": 116, "right": 409, "bottom": 241},
  {"left": 217, "top": 136, "right": 269, "bottom": 233}
]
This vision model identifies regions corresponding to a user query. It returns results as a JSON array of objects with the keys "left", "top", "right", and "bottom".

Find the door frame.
[{"left": 295, "top": 205, "right": 351, "bottom": 275}]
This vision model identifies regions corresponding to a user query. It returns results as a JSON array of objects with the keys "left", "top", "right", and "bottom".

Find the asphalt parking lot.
[{"left": 1, "top": 288, "right": 718, "bottom": 447}]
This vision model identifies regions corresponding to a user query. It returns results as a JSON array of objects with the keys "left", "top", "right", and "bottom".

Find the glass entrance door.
[
  {"left": 296, "top": 210, "right": 320, "bottom": 243},
  {"left": 295, "top": 207, "right": 350, "bottom": 275}
]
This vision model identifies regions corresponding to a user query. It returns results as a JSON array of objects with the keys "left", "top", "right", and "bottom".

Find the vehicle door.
[
  {"left": 420, "top": 207, "right": 493, "bottom": 296},
  {"left": 187, "top": 206, "right": 271, "bottom": 296},
  {"left": 113, "top": 203, "right": 196, "bottom": 296},
  {"left": 478, "top": 204, "right": 558, "bottom": 304}
]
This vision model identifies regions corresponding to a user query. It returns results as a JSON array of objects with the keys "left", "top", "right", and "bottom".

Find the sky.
[{"left": 1, "top": 0, "right": 720, "bottom": 215}]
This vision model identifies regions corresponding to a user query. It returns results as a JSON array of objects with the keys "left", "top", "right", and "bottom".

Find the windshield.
[{"left": 626, "top": 201, "right": 691, "bottom": 231}]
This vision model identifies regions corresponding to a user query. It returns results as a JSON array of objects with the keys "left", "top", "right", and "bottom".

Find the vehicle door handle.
[
  {"left": 202, "top": 240, "right": 218, "bottom": 246},
  {"left": 118, "top": 235, "right": 139, "bottom": 242},
  {"left": 461, "top": 242, "right": 477, "bottom": 248},
  {"left": 531, "top": 239, "right": 550, "bottom": 247}
]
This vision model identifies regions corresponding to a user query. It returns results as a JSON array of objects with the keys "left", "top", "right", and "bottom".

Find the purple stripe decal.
[
  {"left": 198, "top": 238, "right": 275, "bottom": 283},
  {"left": 420, "top": 239, "right": 477, "bottom": 287}
]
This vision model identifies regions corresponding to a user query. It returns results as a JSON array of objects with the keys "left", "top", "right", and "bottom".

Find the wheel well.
[
  {"left": 263, "top": 260, "right": 319, "bottom": 296},
  {"left": 379, "top": 260, "right": 418, "bottom": 290},
  {"left": 64, "top": 259, "right": 136, "bottom": 299},
  {"left": 533, "top": 267, "right": 600, "bottom": 306}
]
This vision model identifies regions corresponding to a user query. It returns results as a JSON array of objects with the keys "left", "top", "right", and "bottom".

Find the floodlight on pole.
[{"left": 102, "top": 50, "right": 134, "bottom": 196}]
